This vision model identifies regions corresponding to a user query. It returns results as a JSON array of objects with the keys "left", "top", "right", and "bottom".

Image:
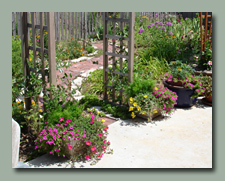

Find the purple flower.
[
  {"left": 168, "top": 32, "right": 173, "bottom": 35},
  {"left": 166, "top": 22, "right": 173, "bottom": 26},
  {"left": 158, "top": 22, "right": 164, "bottom": 26},
  {"left": 138, "top": 28, "right": 145, "bottom": 33}
]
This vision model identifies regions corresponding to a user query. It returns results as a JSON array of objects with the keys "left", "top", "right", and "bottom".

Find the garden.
[{"left": 12, "top": 12, "right": 212, "bottom": 167}]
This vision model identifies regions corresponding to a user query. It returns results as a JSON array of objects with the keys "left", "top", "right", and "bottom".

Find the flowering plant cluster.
[
  {"left": 128, "top": 85, "right": 178, "bottom": 119},
  {"left": 164, "top": 60, "right": 206, "bottom": 98},
  {"left": 34, "top": 113, "right": 112, "bottom": 165},
  {"left": 199, "top": 75, "right": 212, "bottom": 97}
]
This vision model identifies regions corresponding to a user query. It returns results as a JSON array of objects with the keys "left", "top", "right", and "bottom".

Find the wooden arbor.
[
  {"left": 21, "top": 12, "right": 56, "bottom": 112},
  {"left": 103, "top": 12, "right": 135, "bottom": 105},
  {"left": 199, "top": 12, "right": 212, "bottom": 56}
]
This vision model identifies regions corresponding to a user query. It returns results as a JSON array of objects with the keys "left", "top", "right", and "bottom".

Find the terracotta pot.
[
  {"left": 205, "top": 95, "right": 212, "bottom": 103},
  {"left": 63, "top": 138, "right": 86, "bottom": 158}
]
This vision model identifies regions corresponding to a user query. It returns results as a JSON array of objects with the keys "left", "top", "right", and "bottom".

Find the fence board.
[{"left": 12, "top": 12, "right": 16, "bottom": 37}]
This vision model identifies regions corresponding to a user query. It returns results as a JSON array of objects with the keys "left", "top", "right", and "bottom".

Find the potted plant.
[
  {"left": 200, "top": 75, "right": 212, "bottom": 105},
  {"left": 163, "top": 60, "right": 204, "bottom": 107},
  {"left": 128, "top": 84, "right": 178, "bottom": 121},
  {"left": 34, "top": 112, "right": 112, "bottom": 165},
  {"left": 125, "top": 75, "right": 177, "bottom": 121}
]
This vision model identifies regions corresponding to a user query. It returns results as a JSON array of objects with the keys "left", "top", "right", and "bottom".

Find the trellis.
[
  {"left": 21, "top": 12, "right": 56, "bottom": 113},
  {"left": 103, "top": 12, "right": 134, "bottom": 105},
  {"left": 199, "top": 12, "right": 212, "bottom": 56}
]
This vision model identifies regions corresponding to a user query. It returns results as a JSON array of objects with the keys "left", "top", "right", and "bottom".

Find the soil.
[{"left": 19, "top": 132, "right": 39, "bottom": 162}]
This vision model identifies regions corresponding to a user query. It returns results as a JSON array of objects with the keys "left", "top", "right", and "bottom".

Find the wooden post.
[
  {"left": 21, "top": 12, "right": 31, "bottom": 112},
  {"left": 200, "top": 12, "right": 203, "bottom": 56},
  {"left": 65, "top": 12, "right": 67, "bottom": 41},
  {"left": 72, "top": 12, "right": 74, "bottom": 38},
  {"left": 12, "top": 12, "right": 16, "bottom": 37},
  {"left": 103, "top": 12, "right": 108, "bottom": 100},
  {"left": 128, "top": 12, "right": 134, "bottom": 83},
  {"left": 204, "top": 12, "right": 208, "bottom": 51},
  {"left": 47, "top": 12, "right": 57, "bottom": 99}
]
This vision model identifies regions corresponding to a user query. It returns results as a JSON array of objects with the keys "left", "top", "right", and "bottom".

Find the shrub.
[{"left": 86, "top": 46, "right": 95, "bottom": 54}]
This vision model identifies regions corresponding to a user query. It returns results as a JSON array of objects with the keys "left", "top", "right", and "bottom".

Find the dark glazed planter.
[{"left": 163, "top": 79, "right": 197, "bottom": 107}]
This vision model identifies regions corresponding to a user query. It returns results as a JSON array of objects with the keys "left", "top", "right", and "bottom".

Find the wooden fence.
[{"left": 12, "top": 12, "right": 185, "bottom": 42}]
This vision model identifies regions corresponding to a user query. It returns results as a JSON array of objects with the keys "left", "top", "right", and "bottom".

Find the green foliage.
[
  {"left": 44, "top": 101, "right": 84, "bottom": 128},
  {"left": 101, "top": 104, "right": 131, "bottom": 120},
  {"left": 125, "top": 76, "right": 156, "bottom": 98},
  {"left": 86, "top": 46, "right": 95, "bottom": 54},
  {"left": 81, "top": 69, "right": 104, "bottom": 96},
  {"left": 12, "top": 36, "right": 23, "bottom": 80},
  {"left": 168, "top": 60, "right": 195, "bottom": 81},
  {"left": 200, "top": 75, "right": 212, "bottom": 97},
  {"left": 79, "top": 93, "right": 103, "bottom": 109}
]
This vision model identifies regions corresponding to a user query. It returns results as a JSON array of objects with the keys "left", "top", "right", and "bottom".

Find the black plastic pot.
[{"left": 163, "top": 79, "right": 197, "bottom": 107}]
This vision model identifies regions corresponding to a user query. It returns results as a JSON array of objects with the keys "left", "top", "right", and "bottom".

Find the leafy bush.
[
  {"left": 125, "top": 75, "right": 156, "bottom": 98},
  {"left": 44, "top": 101, "right": 84, "bottom": 127},
  {"left": 12, "top": 36, "right": 23, "bottom": 80},
  {"left": 86, "top": 46, "right": 95, "bottom": 54}
]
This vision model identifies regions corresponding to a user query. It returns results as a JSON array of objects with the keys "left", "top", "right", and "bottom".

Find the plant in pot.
[
  {"left": 34, "top": 112, "right": 112, "bottom": 166},
  {"left": 200, "top": 75, "right": 212, "bottom": 105},
  {"left": 163, "top": 60, "right": 204, "bottom": 107},
  {"left": 125, "top": 75, "right": 177, "bottom": 121}
]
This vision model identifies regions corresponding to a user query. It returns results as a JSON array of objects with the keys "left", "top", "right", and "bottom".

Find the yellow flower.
[
  {"left": 172, "top": 61, "right": 175, "bottom": 63},
  {"left": 129, "top": 97, "right": 133, "bottom": 102},
  {"left": 29, "top": 58, "right": 32, "bottom": 61},
  {"left": 74, "top": 47, "right": 75, "bottom": 49},
  {"left": 144, "top": 95, "right": 147, "bottom": 98},
  {"left": 81, "top": 54, "right": 83, "bottom": 56},
  {"left": 129, "top": 106, "right": 134, "bottom": 111},
  {"left": 133, "top": 102, "right": 137, "bottom": 107},
  {"left": 45, "top": 32, "right": 47, "bottom": 34},
  {"left": 67, "top": 52, "right": 70, "bottom": 55},
  {"left": 177, "top": 68, "right": 182, "bottom": 71},
  {"left": 97, "top": 111, "right": 100, "bottom": 115},
  {"left": 142, "top": 112, "right": 146, "bottom": 115},
  {"left": 80, "top": 50, "right": 82, "bottom": 52},
  {"left": 32, "top": 100, "right": 35, "bottom": 104},
  {"left": 172, "top": 36, "right": 175, "bottom": 38},
  {"left": 154, "top": 87, "right": 158, "bottom": 91},
  {"left": 137, "top": 106, "right": 141, "bottom": 111},
  {"left": 131, "top": 112, "right": 136, "bottom": 119},
  {"left": 183, "top": 63, "right": 186, "bottom": 65},
  {"left": 17, "top": 102, "right": 21, "bottom": 105},
  {"left": 153, "top": 110, "right": 158, "bottom": 113},
  {"left": 39, "top": 109, "right": 43, "bottom": 112},
  {"left": 86, "top": 114, "right": 89, "bottom": 117},
  {"left": 101, "top": 119, "right": 105, "bottom": 123}
]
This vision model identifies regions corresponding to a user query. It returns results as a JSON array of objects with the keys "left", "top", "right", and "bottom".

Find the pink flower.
[
  {"left": 68, "top": 145, "right": 73, "bottom": 150},
  {"left": 63, "top": 132, "right": 66, "bottom": 135},
  {"left": 98, "top": 133, "right": 103, "bottom": 137},
  {"left": 82, "top": 134, "right": 86, "bottom": 138},
  {"left": 85, "top": 155, "right": 90, "bottom": 160},
  {"left": 56, "top": 124, "right": 60, "bottom": 127},
  {"left": 50, "top": 151, "right": 53, "bottom": 154},
  {"left": 70, "top": 126, "right": 73, "bottom": 130},
  {"left": 66, "top": 119, "right": 71, "bottom": 124},
  {"left": 86, "top": 140, "right": 91, "bottom": 146},
  {"left": 43, "top": 136, "right": 47, "bottom": 140},
  {"left": 90, "top": 121, "right": 93, "bottom": 124},
  {"left": 60, "top": 117, "right": 64, "bottom": 122},
  {"left": 91, "top": 146, "right": 96, "bottom": 151},
  {"left": 35, "top": 146, "right": 38, "bottom": 149},
  {"left": 104, "top": 127, "right": 109, "bottom": 132},
  {"left": 83, "top": 130, "right": 86, "bottom": 133},
  {"left": 208, "top": 61, "right": 212, "bottom": 66},
  {"left": 103, "top": 140, "right": 106, "bottom": 144}
]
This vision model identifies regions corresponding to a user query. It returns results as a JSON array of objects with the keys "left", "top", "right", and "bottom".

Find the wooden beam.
[
  {"left": 47, "top": 12, "right": 57, "bottom": 94},
  {"left": 128, "top": 12, "right": 134, "bottom": 83}
]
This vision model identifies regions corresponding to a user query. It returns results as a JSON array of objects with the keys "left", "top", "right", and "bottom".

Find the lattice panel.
[{"left": 103, "top": 12, "right": 134, "bottom": 105}]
